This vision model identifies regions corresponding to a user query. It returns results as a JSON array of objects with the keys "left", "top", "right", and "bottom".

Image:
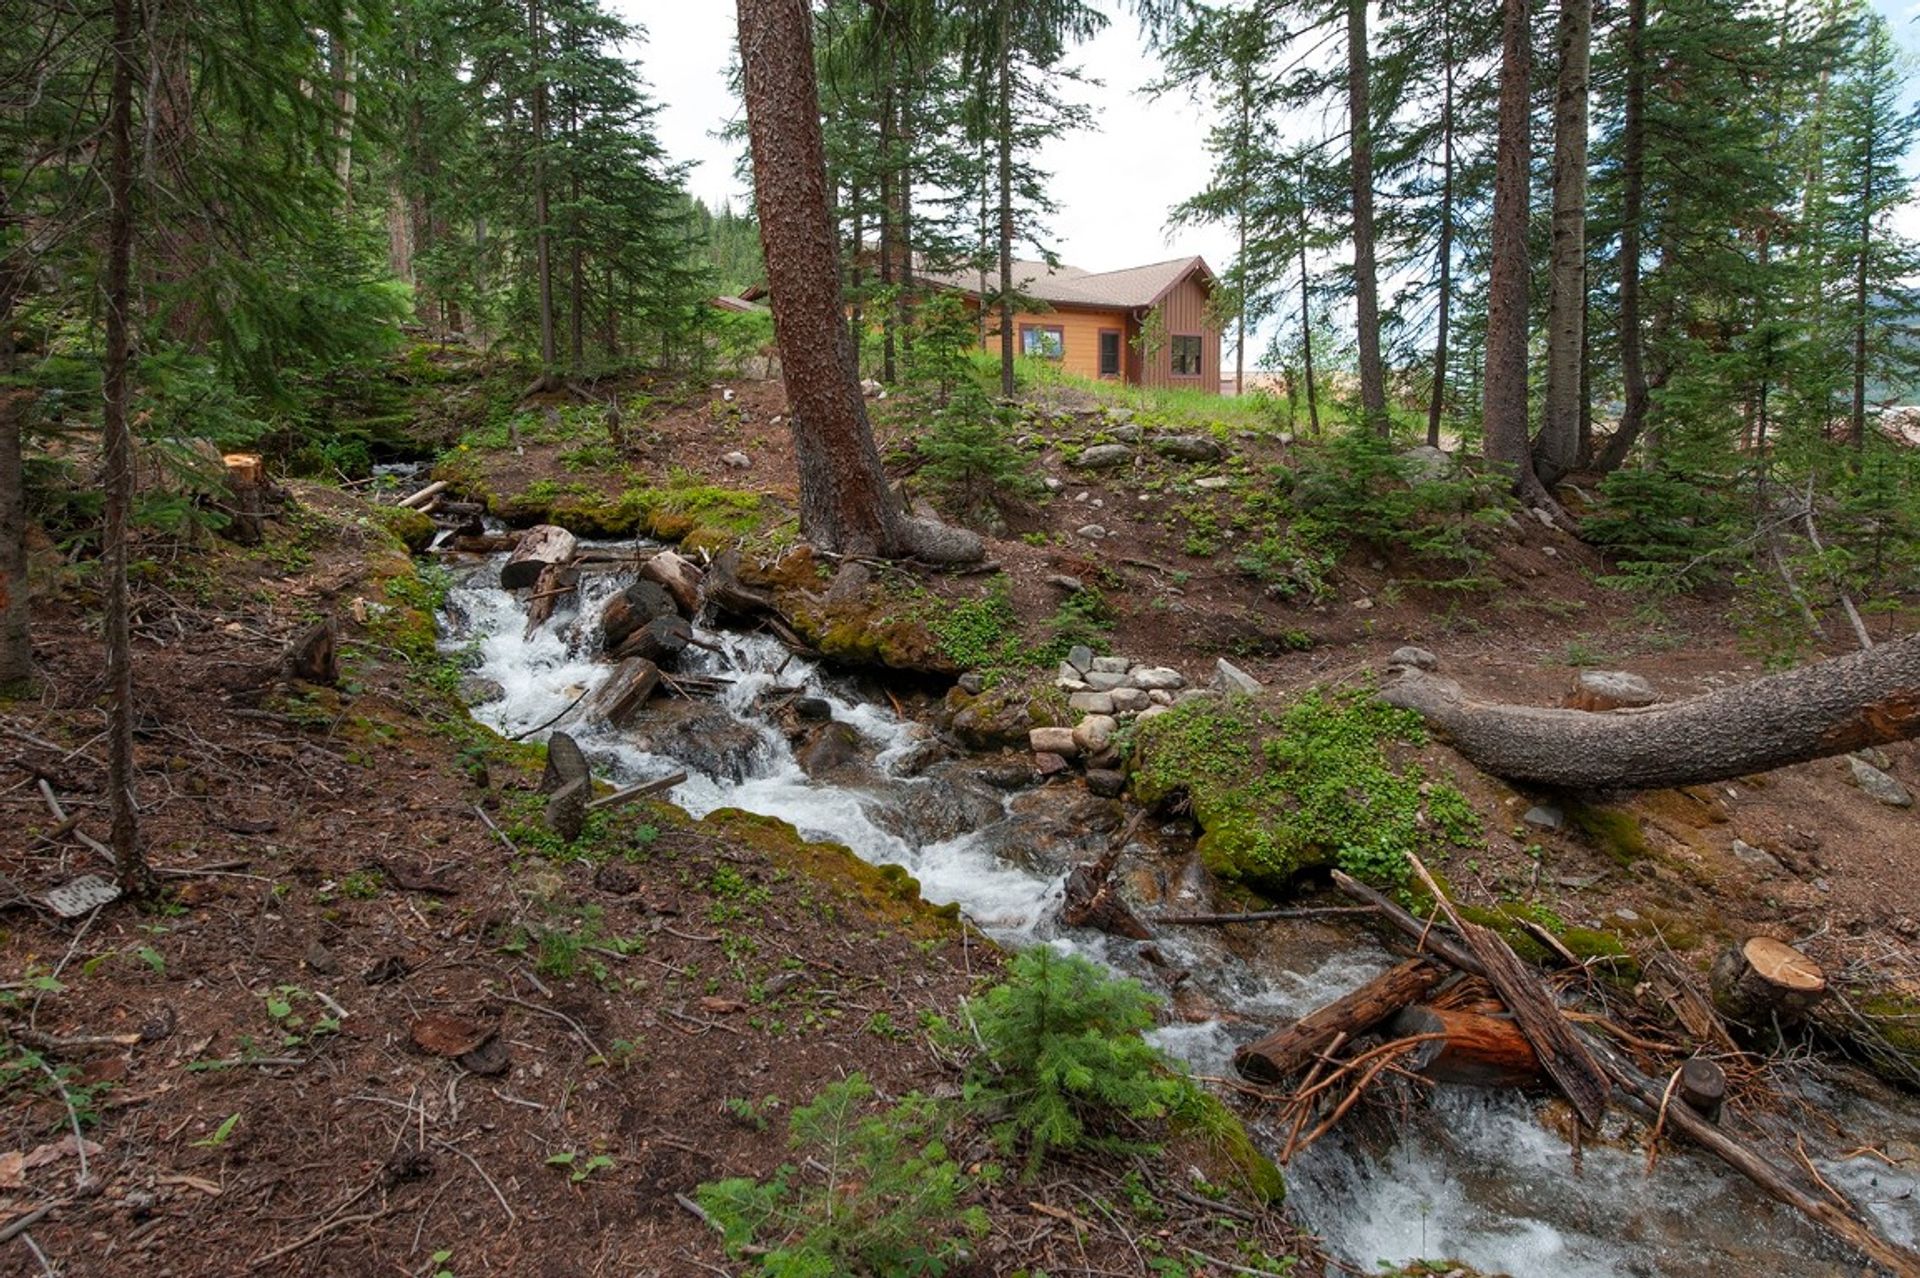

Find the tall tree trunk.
[
  {"left": 330, "top": 19, "right": 356, "bottom": 201},
  {"left": 530, "top": 0, "right": 556, "bottom": 379},
  {"left": 104, "top": 0, "right": 149, "bottom": 895},
  {"left": 567, "top": 60, "right": 583, "bottom": 371},
  {"left": 1235, "top": 72, "right": 1250, "bottom": 397},
  {"left": 1428, "top": 13, "right": 1456, "bottom": 450},
  {"left": 1597, "top": 0, "right": 1649, "bottom": 475},
  {"left": 879, "top": 84, "right": 898, "bottom": 385},
  {"left": 1347, "top": 0, "right": 1388, "bottom": 435},
  {"left": 737, "top": 0, "right": 979, "bottom": 564},
  {"left": 1482, "top": 0, "right": 1555, "bottom": 509},
  {"left": 1299, "top": 177, "right": 1319, "bottom": 436},
  {"left": 0, "top": 180, "right": 31, "bottom": 692},
  {"left": 1851, "top": 126, "right": 1873, "bottom": 448},
  {"left": 996, "top": 15, "right": 1016, "bottom": 400},
  {"left": 1536, "top": 0, "right": 1590, "bottom": 484}
]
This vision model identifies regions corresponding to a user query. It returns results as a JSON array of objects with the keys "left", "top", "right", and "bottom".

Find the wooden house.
[{"left": 919, "top": 255, "right": 1224, "bottom": 394}]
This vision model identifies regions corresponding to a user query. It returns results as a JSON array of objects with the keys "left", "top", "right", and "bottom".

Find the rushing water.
[{"left": 440, "top": 547, "right": 1920, "bottom": 1276}]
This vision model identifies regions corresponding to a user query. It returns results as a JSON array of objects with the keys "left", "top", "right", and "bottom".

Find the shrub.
[{"left": 695, "top": 1075, "right": 988, "bottom": 1276}]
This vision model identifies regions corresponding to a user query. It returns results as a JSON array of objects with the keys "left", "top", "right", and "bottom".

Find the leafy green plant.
[
  {"left": 546, "top": 1150, "right": 616, "bottom": 1183},
  {"left": 192, "top": 1113, "right": 242, "bottom": 1148},
  {"left": 697, "top": 1075, "right": 988, "bottom": 1276},
  {"left": 960, "top": 949, "right": 1191, "bottom": 1173}
]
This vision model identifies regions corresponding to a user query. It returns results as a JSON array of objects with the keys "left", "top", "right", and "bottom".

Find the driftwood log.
[
  {"left": 397, "top": 480, "right": 449, "bottom": 510},
  {"left": 1710, "top": 937, "right": 1827, "bottom": 1029},
  {"left": 600, "top": 581, "right": 678, "bottom": 652},
  {"left": 501, "top": 525, "right": 577, "bottom": 590},
  {"left": 1235, "top": 959, "right": 1444, "bottom": 1084},
  {"left": 523, "top": 561, "right": 580, "bottom": 637},
  {"left": 1389, "top": 1005, "right": 1543, "bottom": 1088},
  {"left": 589, "top": 657, "right": 660, "bottom": 728},
  {"left": 639, "top": 549, "right": 702, "bottom": 617},
  {"left": 1379, "top": 634, "right": 1920, "bottom": 790},
  {"left": 611, "top": 614, "right": 692, "bottom": 666}
]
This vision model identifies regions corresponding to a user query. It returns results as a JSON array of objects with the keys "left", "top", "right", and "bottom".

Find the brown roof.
[{"left": 917, "top": 254, "right": 1214, "bottom": 312}]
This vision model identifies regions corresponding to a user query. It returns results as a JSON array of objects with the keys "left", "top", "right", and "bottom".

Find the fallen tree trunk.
[
  {"left": 501, "top": 525, "right": 577, "bottom": 590},
  {"left": 1389, "top": 1005, "right": 1542, "bottom": 1088},
  {"left": 1378, "top": 634, "right": 1920, "bottom": 790},
  {"left": 523, "top": 562, "right": 579, "bottom": 637},
  {"left": 600, "top": 581, "right": 677, "bottom": 652},
  {"left": 1059, "top": 850, "right": 1152, "bottom": 941},
  {"left": 611, "top": 614, "right": 691, "bottom": 666},
  {"left": 640, "top": 549, "right": 702, "bottom": 618},
  {"left": 1235, "top": 959, "right": 1444, "bottom": 1085},
  {"left": 588, "top": 657, "right": 660, "bottom": 728}
]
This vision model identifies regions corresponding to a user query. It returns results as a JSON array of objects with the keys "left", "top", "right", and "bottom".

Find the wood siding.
[
  {"left": 983, "top": 306, "right": 1131, "bottom": 383},
  {"left": 1139, "top": 274, "right": 1220, "bottom": 393}
]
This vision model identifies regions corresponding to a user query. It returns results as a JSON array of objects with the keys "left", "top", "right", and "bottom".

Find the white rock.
[
  {"left": 1090, "top": 656, "right": 1130, "bottom": 674},
  {"left": 1043, "top": 476, "right": 1064, "bottom": 492},
  {"left": 1131, "top": 666, "right": 1187, "bottom": 691},
  {"left": 1076, "top": 524, "right": 1109, "bottom": 540},
  {"left": 1083, "top": 670, "right": 1127, "bottom": 692},
  {"left": 1109, "top": 687, "right": 1151, "bottom": 714},
  {"left": 1073, "top": 714, "right": 1118, "bottom": 754},
  {"left": 1212, "top": 658, "right": 1263, "bottom": 695},
  {"left": 1194, "top": 476, "right": 1234, "bottom": 490},
  {"left": 1030, "top": 727, "right": 1080, "bottom": 758},
  {"left": 1148, "top": 689, "right": 1174, "bottom": 706},
  {"left": 1136, "top": 704, "right": 1171, "bottom": 724},
  {"left": 720, "top": 451, "right": 751, "bottom": 469}
]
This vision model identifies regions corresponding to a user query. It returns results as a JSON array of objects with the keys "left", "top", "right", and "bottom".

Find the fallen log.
[
  {"left": 441, "top": 533, "right": 520, "bottom": 555},
  {"left": 588, "top": 658, "right": 660, "bottom": 728},
  {"left": 611, "top": 614, "right": 692, "bottom": 666},
  {"left": 705, "top": 548, "right": 775, "bottom": 617},
  {"left": 501, "top": 525, "right": 577, "bottom": 590},
  {"left": 397, "top": 480, "right": 449, "bottom": 510},
  {"left": 542, "top": 730, "right": 590, "bottom": 795},
  {"left": 1235, "top": 959, "right": 1445, "bottom": 1085},
  {"left": 1335, "top": 870, "right": 1920, "bottom": 1277},
  {"left": 1408, "top": 855, "right": 1609, "bottom": 1129},
  {"left": 1378, "top": 633, "right": 1920, "bottom": 790},
  {"left": 1059, "top": 850, "right": 1152, "bottom": 941},
  {"left": 1154, "top": 906, "right": 1379, "bottom": 926},
  {"left": 640, "top": 549, "right": 703, "bottom": 618},
  {"left": 600, "top": 581, "right": 678, "bottom": 652},
  {"left": 1710, "top": 937, "right": 1827, "bottom": 1030},
  {"left": 586, "top": 770, "right": 687, "bottom": 812},
  {"left": 1388, "top": 1005, "right": 1543, "bottom": 1088},
  {"left": 523, "top": 561, "right": 579, "bottom": 637}
]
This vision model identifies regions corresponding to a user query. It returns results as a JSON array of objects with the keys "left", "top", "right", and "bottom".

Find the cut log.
[
  {"left": 639, "top": 549, "right": 703, "bottom": 618},
  {"left": 1235, "top": 960, "right": 1445, "bottom": 1085},
  {"left": 222, "top": 453, "right": 266, "bottom": 545},
  {"left": 1378, "top": 633, "right": 1920, "bottom": 790},
  {"left": 1389, "top": 1005, "right": 1543, "bottom": 1088},
  {"left": 610, "top": 614, "right": 691, "bottom": 666},
  {"left": 542, "top": 730, "right": 590, "bottom": 795},
  {"left": 588, "top": 658, "right": 660, "bottom": 728},
  {"left": 586, "top": 770, "right": 687, "bottom": 812},
  {"left": 397, "top": 479, "right": 450, "bottom": 510},
  {"left": 1059, "top": 851, "right": 1152, "bottom": 941},
  {"left": 600, "top": 581, "right": 677, "bottom": 652},
  {"left": 546, "top": 777, "right": 588, "bottom": 842},
  {"left": 282, "top": 618, "right": 338, "bottom": 686},
  {"left": 1677, "top": 1057, "right": 1726, "bottom": 1122},
  {"left": 523, "top": 561, "right": 579, "bottom": 637},
  {"left": 1408, "top": 855, "right": 1610, "bottom": 1128},
  {"left": 1710, "top": 937, "right": 1827, "bottom": 1028},
  {"left": 501, "top": 525, "right": 577, "bottom": 590}
]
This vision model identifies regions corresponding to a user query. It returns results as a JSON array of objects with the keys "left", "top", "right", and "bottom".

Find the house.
[{"left": 919, "top": 255, "right": 1224, "bottom": 394}]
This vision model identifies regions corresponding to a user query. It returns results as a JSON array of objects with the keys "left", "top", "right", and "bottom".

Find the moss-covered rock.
[
  {"left": 1170, "top": 1090, "right": 1286, "bottom": 1207},
  {"left": 695, "top": 807, "right": 958, "bottom": 934},
  {"left": 948, "top": 681, "right": 1069, "bottom": 749},
  {"left": 1569, "top": 803, "right": 1654, "bottom": 865},
  {"left": 372, "top": 504, "right": 437, "bottom": 553}
]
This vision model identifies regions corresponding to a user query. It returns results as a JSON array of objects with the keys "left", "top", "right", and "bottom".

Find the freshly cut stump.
[{"left": 1710, "top": 937, "right": 1827, "bottom": 1028}]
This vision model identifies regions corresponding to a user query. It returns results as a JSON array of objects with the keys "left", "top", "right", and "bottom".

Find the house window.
[
  {"left": 1020, "top": 324, "right": 1065, "bottom": 359},
  {"left": 1171, "top": 335, "right": 1203, "bottom": 377},
  {"left": 1099, "top": 330, "right": 1122, "bottom": 377}
]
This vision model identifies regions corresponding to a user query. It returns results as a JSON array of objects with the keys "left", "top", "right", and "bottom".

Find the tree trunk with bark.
[
  {"left": 1235, "top": 959, "right": 1443, "bottom": 1084},
  {"left": 1389, "top": 1005, "right": 1543, "bottom": 1088},
  {"left": 0, "top": 182, "right": 29, "bottom": 690},
  {"left": 1347, "top": 0, "right": 1388, "bottom": 436},
  {"left": 996, "top": 14, "right": 1016, "bottom": 400},
  {"left": 736, "top": 0, "right": 980, "bottom": 564},
  {"left": 529, "top": 0, "right": 556, "bottom": 381},
  {"left": 1598, "top": 0, "right": 1649, "bottom": 475},
  {"left": 1380, "top": 634, "right": 1920, "bottom": 790},
  {"left": 104, "top": 0, "right": 150, "bottom": 897},
  {"left": 500, "top": 524, "right": 576, "bottom": 589},
  {"left": 1536, "top": 0, "right": 1591, "bottom": 484},
  {"left": 1427, "top": 14, "right": 1456, "bottom": 450}
]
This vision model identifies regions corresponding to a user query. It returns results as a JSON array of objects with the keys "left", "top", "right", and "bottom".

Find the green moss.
[
  {"left": 1569, "top": 804, "right": 1653, "bottom": 865},
  {"left": 1129, "top": 687, "right": 1481, "bottom": 894},
  {"left": 696, "top": 808, "right": 955, "bottom": 935},
  {"left": 1170, "top": 1091, "right": 1286, "bottom": 1206},
  {"left": 372, "top": 504, "right": 437, "bottom": 553}
]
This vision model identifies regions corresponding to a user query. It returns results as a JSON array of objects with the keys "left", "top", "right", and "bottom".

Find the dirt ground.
[{"left": 3, "top": 365, "right": 1916, "bottom": 1276}]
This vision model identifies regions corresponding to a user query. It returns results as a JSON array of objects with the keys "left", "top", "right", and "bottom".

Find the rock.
[
  {"left": 643, "top": 703, "right": 766, "bottom": 783},
  {"left": 1131, "top": 666, "right": 1187, "bottom": 691},
  {"left": 1030, "top": 726, "right": 1080, "bottom": 758},
  {"left": 1109, "top": 687, "right": 1151, "bottom": 714},
  {"left": 1567, "top": 670, "right": 1661, "bottom": 712},
  {"left": 1849, "top": 756, "right": 1914, "bottom": 808},
  {"left": 1091, "top": 656, "right": 1130, "bottom": 674},
  {"left": 1085, "top": 769, "right": 1127, "bottom": 798},
  {"left": 1066, "top": 645, "right": 1095, "bottom": 674},
  {"left": 860, "top": 377, "right": 884, "bottom": 398},
  {"left": 1211, "top": 658, "right": 1262, "bottom": 695},
  {"left": 1074, "top": 444, "right": 1134, "bottom": 469},
  {"left": 1853, "top": 746, "right": 1894, "bottom": 770},
  {"left": 1136, "top": 704, "right": 1171, "bottom": 724},
  {"left": 1351, "top": 597, "right": 1374, "bottom": 611},
  {"left": 1046, "top": 574, "right": 1086, "bottom": 593},
  {"left": 1153, "top": 434, "right": 1225, "bottom": 463},
  {"left": 1106, "top": 407, "right": 1135, "bottom": 425},
  {"left": 978, "top": 762, "right": 1039, "bottom": 789},
  {"left": 1523, "top": 804, "right": 1566, "bottom": 831},
  {"left": 1389, "top": 646, "right": 1439, "bottom": 671},
  {"left": 1075, "top": 524, "right": 1109, "bottom": 540},
  {"left": 957, "top": 672, "right": 986, "bottom": 696},
  {"left": 793, "top": 696, "right": 834, "bottom": 722},
  {"left": 1033, "top": 752, "right": 1072, "bottom": 778},
  {"left": 304, "top": 941, "right": 341, "bottom": 975},
  {"left": 1531, "top": 506, "right": 1558, "bottom": 528},
  {"left": 955, "top": 689, "right": 1055, "bottom": 750},
  {"left": 1043, "top": 476, "right": 1064, "bottom": 492},
  {"left": 1731, "top": 839, "right": 1784, "bottom": 875},
  {"left": 458, "top": 676, "right": 506, "bottom": 706},
  {"left": 1073, "top": 714, "right": 1118, "bottom": 755},
  {"left": 1083, "top": 670, "right": 1128, "bottom": 692},
  {"left": 1194, "top": 476, "right": 1234, "bottom": 490},
  {"left": 1399, "top": 445, "right": 1450, "bottom": 482},
  {"left": 1148, "top": 690, "right": 1174, "bottom": 706},
  {"left": 1069, "top": 691, "right": 1115, "bottom": 715},
  {"left": 1108, "top": 424, "right": 1144, "bottom": 444},
  {"left": 796, "top": 721, "right": 862, "bottom": 778},
  {"left": 720, "top": 451, "right": 751, "bottom": 469}
]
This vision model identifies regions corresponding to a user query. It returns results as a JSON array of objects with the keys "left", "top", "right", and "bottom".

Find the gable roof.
[{"left": 918, "top": 254, "right": 1214, "bottom": 312}]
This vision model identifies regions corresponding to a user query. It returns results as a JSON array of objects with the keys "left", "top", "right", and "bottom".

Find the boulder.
[
  {"left": 1136, "top": 704, "right": 1172, "bottom": 725},
  {"left": 1130, "top": 666, "right": 1186, "bottom": 691},
  {"left": 1030, "top": 726, "right": 1080, "bottom": 758},
  {"left": 797, "top": 721, "right": 863, "bottom": 778},
  {"left": 1076, "top": 524, "right": 1109, "bottom": 540},
  {"left": 1073, "top": 714, "right": 1119, "bottom": 755},
  {"left": 1085, "top": 769, "right": 1127, "bottom": 798},
  {"left": 1153, "top": 434, "right": 1225, "bottom": 463},
  {"left": 1109, "top": 687, "right": 1151, "bottom": 714},
  {"left": 1731, "top": 839, "right": 1784, "bottom": 875},
  {"left": 1849, "top": 756, "right": 1914, "bottom": 808},
  {"left": 1523, "top": 804, "right": 1565, "bottom": 831},
  {"left": 1211, "top": 658, "right": 1263, "bottom": 695},
  {"left": 1034, "top": 752, "right": 1072, "bottom": 778},
  {"left": 1074, "top": 444, "right": 1135, "bottom": 469},
  {"left": 1083, "top": 670, "right": 1128, "bottom": 692},
  {"left": 1069, "top": 691, "right": 1115, "bottom": 715},
  {"left": 1566, "top": 669, "right": 1661, "bottom": 712},
  {"left": 1066, "top": 645, "right": 1096, "bottom": 675},
  {"left": 1090, "top": 656, "right": 1130, "bottom": 674},
  {"left": 720, "top": 451, "right": 752, "bottom": 469},
  {"left": 1388, "top": 646, "right": 1439, "bottom": 672},
  {"left": 1399, "top": 445, "right": 1450, "bottom": 482}
]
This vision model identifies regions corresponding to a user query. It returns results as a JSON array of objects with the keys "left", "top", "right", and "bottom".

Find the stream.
[{"left": 439, "top": 544, "right": 1920, "bottom": 1276}]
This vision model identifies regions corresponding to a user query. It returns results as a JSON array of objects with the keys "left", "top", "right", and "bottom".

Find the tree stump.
[
  {"left": 600, "top": 581, "right": 677, "bottom": 652},
  {"left": 542, "top": 730, "right": 590, "bottom": 795},
  {"left": 610, "top": 614, "right": 691, "bottom": 666},
  {"left": 1388, "top": 1005, "right": 1544, "bottom": 1089},
  {"left": 546, "top": 777, "right": 588, "bottom": 842},
  {"left": 1710, "top": 937, "right": 1827, "bottom": 1028},
  {"left": 639, "top": 549, "right": 703, "bottom": 618},
  {"left": 1677, "top": 1057, "right": 1726, "bottom": 1123},
  {"left": 222, "top": 453, "right": 265, "bottom": 545},
  {"left": 1235, "top": 960, "right": 1444, "bottom": 1084},
  {"left": 501, "top": 525, "right": 577, "bottom": 590},
  {"left": 589, "top": 658, "right": 660, "bottom": 728},
  {"left": 282, "top": 618, "right": 337, "bottom": 685}
]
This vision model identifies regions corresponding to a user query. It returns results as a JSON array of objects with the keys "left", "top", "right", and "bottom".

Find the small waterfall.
[{"left": 440, "top": 547, "right": 1920, "bottom": 1277}]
